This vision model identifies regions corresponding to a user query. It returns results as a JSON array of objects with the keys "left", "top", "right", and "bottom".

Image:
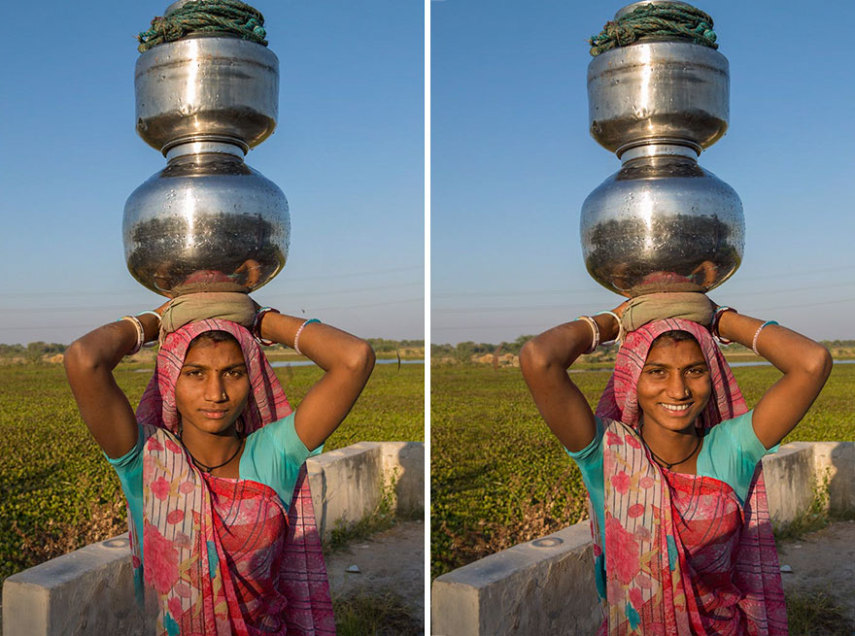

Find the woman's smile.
[
  {"left": 659, "top": 402, "right": 693, "bottom": 413},
  {"left": 636, "top": 337, "right": 711, "bottom": 433}
]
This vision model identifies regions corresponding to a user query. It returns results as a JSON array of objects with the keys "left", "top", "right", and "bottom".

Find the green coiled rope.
[
  {"left": 589, "top": 3, "right": 717, "bottom": 57},
  {"left": 137, "top": 0, "right": 267, "bottom": 54}
]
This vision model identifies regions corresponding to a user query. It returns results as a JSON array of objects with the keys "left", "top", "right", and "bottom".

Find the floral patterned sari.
[
  {"left": 133, "top": 319, "right": 335, "bottom": 635},
  {"left": 592, "top": 318, "right": 787, "bottom": 635}
]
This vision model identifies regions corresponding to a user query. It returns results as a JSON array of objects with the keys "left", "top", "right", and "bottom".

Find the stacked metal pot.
[
  {"left": 580, "top": 1, "right": 744, "bottom": 297},
  {"left": 123, "top": 1, "right": 289, "bottom": 297}
]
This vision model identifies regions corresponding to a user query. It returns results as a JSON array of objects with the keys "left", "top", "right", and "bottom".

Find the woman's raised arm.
[
  {"left": 64, "top": 309, "right": 163, "bottom": 458},
  {"left": 520, "top": 308, "right": 623, "bottom": 452},
  {"left": 715, "top": 309, "right": 832, "bottom": 449},
  {"left": 257, "top": 311, "right": 375, "bottom": 451}
]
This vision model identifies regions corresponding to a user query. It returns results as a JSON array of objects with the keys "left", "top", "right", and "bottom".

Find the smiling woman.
[
  {"left": 520, "top": 293, "right": 832, "bottom": 634},
  {"left": 64, "top": 294, "right": 375, "bottom": 634}
]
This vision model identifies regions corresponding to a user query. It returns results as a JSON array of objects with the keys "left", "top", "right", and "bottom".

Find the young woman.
[
  {"left": 65, "top": 296, "right": 375, "bottom": 634},
  {"left": 520, "top": 297, "right": 831, "bottom": 634}
]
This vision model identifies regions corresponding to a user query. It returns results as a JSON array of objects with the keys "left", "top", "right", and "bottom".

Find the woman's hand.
[
  {"left": 65, "top": 311, "right": 157, "bottom": 459},
  {"left": 520, "top": 307, "right": 621, "bottom": 453},
  {"left": 716, "top": 310, "right": 832, "bottom": 449},
  {"left": 257, "top": 311, "right": 375, "bottom": 451}
]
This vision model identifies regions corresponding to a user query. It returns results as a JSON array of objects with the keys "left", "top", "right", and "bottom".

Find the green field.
[
  {"left": 431, "top": 363, "right": 855, "bottom": 579},
  {"left": 0, "top": 362, "right": 423, "bottom": 583}
]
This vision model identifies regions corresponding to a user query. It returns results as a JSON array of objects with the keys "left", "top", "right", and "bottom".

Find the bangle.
[
  {"left": 752, "top": 321, "right": 779, "bottom": 356},
  {"left": 119, "top": 316, "right": 145, "bottom": 355},
  {"left": 136, "top": 311, "right": 161, "bottom": 347},
  {"left": 595, "top": 311, "right": 624, "bottom": 346},
  {"left": 576, "top": 316, "right": 600, "bottom": 354},
  {"left": 293, "top": 318, "right": 321, "bottom": 356},
  {"left": 712, "top": 306, "right": 736, "bottom": 345},
  {"left": 136, "top": 310, "right": 161, "bottom": 323},
  {"left": 252, "top": 307, "right": 279, "bottom": 346}
]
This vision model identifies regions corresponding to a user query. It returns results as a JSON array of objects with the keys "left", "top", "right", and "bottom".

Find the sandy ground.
[
  {"left": 777, "top": 519, "right": 855, "bottom": 627},
  {"left": 325, "top": 519, "right": 425, "bottom": 627},
  {"left": 321, "top": 518, "right": 852, "bottom": 634}
]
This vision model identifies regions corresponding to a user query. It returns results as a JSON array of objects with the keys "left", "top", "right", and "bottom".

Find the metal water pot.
[
  {"left": 580, "top": 145, "right": 743, "bottom": 296},
  {"left": 123, "top": 2, "right": 288, "bottom": 296},
  {"left": 580, "top": 1, "right": 743, "bottom": 296},
  {"left": 124, "top": 142, "right": 289, "bottom": 297},
  {"left": 134, "top": 35, "right": 278, "bottom": 155}
]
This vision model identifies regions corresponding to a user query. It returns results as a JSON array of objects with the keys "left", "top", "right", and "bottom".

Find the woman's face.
[
  {"left": 174, "top": 338, "right": 250, "bottom": 437},
  {"left": 636, "top": 336, "right": 711, "bottom": 433}
]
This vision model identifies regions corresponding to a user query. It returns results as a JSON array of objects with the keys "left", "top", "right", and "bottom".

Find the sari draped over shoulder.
[
  {"left": 591, "top": 318, "right": 787, "bottom": 635},
  {"left": 132, "top": 319, "right": 335, "bottom": 635}
]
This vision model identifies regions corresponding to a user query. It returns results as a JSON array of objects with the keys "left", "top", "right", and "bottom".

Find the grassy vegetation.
[
  {"left": 333, "top": 590, "right": 422, "bottom": 636},
  {"left": 431, "top": 363, "right": 855, "bottom": 579},
  {"left": 0, "top": 362, "right": 422, "bottom": 583},
  {"left": 785, "top": 589, "right": 855, "bottom": 635}
]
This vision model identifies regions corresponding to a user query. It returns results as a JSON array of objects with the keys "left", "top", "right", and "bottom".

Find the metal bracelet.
[
  {"left": 595, "top": 310, "right": 624, "bottom": 346},
  {"left": 252, "top": 307, "right": 278, "bottom": 346},
  {"left": 712, "top": 306, "right": 736, "bottom": 345},
  {"left": 119, "top": 315, "right": 145, "bottom": 355},
  {"left": 576, "top": 316, "right": 600, "bottom": 354}
]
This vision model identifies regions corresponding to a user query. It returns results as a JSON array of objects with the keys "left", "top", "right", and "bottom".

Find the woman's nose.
[
  {"left": 666, "top": 374, "right": 690, "bottom": 399},
  {"left": 204, "top": 376, "right": 227, "bottom": 402}
]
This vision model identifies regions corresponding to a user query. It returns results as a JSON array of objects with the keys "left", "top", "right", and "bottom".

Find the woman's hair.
[
  {"left": 650, "top": 329, "right": 699, "bottom": 349},
  {"left": 186, "top": 329, "right": 241, "bottom": 353}
]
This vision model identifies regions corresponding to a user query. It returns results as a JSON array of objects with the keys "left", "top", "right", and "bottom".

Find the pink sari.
[
  {"left": 592, "top": 318, "right": 787, "bottom": 635},
  {"left": 133, "top": 319, "right": 335, "bottom": 635}
]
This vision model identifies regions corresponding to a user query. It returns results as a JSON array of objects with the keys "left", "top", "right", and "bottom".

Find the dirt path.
[
  {"left": 325, "top": 520, "right": 424, "bottom": 626},
  {"left": 777, "top": 519, "right": 855, "bottom": 626}
]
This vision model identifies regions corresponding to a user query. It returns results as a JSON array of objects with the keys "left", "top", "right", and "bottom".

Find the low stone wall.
[
  {"left": 2, "top": 441, "right": 424, "bottom": 636},
  {"left": 431, "top": 441, "right": 855, "bottom": 636}
]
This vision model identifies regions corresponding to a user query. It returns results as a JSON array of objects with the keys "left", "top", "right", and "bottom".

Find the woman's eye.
[
  {"left": 226, "top": 369, "right": 245, "bottom": 378},
  {"left": 687, "top": 367, "right": 707, "bottom": 376}
]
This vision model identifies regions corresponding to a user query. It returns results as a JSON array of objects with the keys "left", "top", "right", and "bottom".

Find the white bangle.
[
  {"left": 135, "top": 312, "right": 161, "bottom": 347},
  {"left": 119, "top": 316, "right": 145, "bottom": 355},
  {"left": 293, "top": 318, "right": 321, "bottom": 356},
  {"left": 576, "top": 316, "right": 600, "bottom": 354},
  {"left": 595, "top": 311, "right": 624, "bottom": 346},
  {"left": 752, "top": 321, "right": 778, "bottom": 356}
]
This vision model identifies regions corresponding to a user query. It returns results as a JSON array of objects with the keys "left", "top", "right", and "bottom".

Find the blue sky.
[
  {"left": 3, "top": 1, "right": 855, "bottom": 347},
  {"left": 0, "top": 1, "right": 424, "bottom": 345},
  {"left": 432, "top": 0, "right": 855, "bottom": 344}
]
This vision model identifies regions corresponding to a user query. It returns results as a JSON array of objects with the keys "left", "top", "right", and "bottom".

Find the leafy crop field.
[
  {"left": 431, "top": 363, "right": 855, "bottom": 579},
  {"left": 0, "top": 362, "right": 423, "bottom": 583}
]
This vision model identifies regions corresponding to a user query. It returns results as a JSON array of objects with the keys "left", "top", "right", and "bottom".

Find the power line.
[{"left": 1, "top": 266, "right": 425, "bottom": 299}]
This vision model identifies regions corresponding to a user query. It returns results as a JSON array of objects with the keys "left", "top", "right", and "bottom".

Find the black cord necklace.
[
  {"left": 181, "top": 437, "right": 245, "bottom": 473},
  {"left": 639, "top": 421, "right": 701, "bottom": 470}
]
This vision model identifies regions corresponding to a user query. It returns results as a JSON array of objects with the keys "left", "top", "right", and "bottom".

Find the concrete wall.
[
  {"left": 2, "top": 441, "right": 423, "bottom": 636},
  {"left": 431, "top": 441, "right": 855, "bottom": 636},
  {"left": 307, "top": 440, "right": 425, "bottom": 540}
]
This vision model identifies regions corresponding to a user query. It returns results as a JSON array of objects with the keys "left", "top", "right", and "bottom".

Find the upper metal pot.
[
  {"left": 587, "top": 40, "right": 729, "bottom": 156},
  {"left": 123, "top": 143, "right": 289, "bottom": 296},
  {"left": 580, "top": 146, "right": 743, "bottom": 297},
  {"left": 135, "top": 36, "right": 279, "bottom": 154}
]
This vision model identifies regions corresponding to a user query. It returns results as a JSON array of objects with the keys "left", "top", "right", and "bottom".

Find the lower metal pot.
[
  {"left": 123, "top": 142, "right": 289, "bottom": 296},
  {"left": 580, "top": 146, "right": 743, "bottom": 297}
]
